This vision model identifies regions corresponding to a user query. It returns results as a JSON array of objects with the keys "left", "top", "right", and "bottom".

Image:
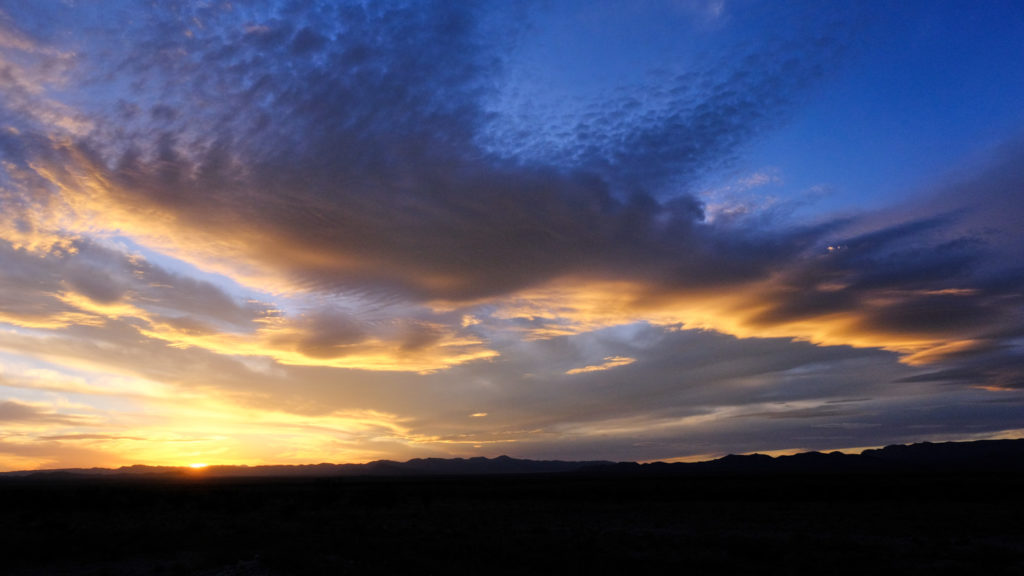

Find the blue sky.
[
  {"left": 0, "top": 0, "right": 1022, "bottom": 470},
  {"left": 740, "top": 1, "right": 1024, "bottom": 213}
]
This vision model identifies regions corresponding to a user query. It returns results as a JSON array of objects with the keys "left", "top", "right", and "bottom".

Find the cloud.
[
  {"left": 1, "top": 0, "right": 856, "bottom": 304},
  {"left": 0, "top": 399, "right": 92, "bottom": 425},
  {"left": 4, "top": 0, "right": 1014, "bottom": 328},
  {"left": 0, "top": 221, "right": 496, "bottom": 374},
  {"left": 0, "top": 1, "right": 1021, "bottom": 467},
  {"left": 38, "top": 433, "right": 144, "bottom": 441},
  {"left": 391, "top": 324, "right": 1024, "bottom": 462},
  {"left": 566, "top": 356, "right": 636, "bottom": 375}
]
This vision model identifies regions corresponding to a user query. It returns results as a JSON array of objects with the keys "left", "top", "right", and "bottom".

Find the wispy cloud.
[{"left": 566, "top": 356, "right": 637, "bottom": 375}]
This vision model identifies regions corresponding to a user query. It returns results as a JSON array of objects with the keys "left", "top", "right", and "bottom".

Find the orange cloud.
[
  {"left": 486, "top": 276, "right": 992, "bottom": 367},
  {"left": 566, "top": 356, "right": 636, "bottom": 375}
]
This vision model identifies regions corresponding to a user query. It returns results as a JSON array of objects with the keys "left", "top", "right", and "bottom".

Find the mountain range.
[{"left": 3, "top": 438, "right": 1022, "bottom": 480}]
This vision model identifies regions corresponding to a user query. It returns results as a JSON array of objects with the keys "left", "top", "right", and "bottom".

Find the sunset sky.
[{"left": 1, "top": 0, "right": 1023, "bottom": 471}]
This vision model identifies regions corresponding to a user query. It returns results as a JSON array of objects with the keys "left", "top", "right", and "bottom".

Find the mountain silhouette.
[
  {"left": 2, "top": 439, "right": 1022, "bottom": 480},
  {"left": 587, "top": 439, "right": 1024, "bottom": 477},
  {"left": 3, "top": 439, "right": 1023, "bottom": 575}
]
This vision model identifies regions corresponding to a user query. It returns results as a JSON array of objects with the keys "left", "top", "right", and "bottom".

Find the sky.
[{"left": 1, "top": 0, "right": 1023, "bottom": 471}]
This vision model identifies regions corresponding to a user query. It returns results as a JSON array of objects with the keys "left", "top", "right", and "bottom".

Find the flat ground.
[{"left": 3, "top": 472, "right": 1023, "bottom": 575}]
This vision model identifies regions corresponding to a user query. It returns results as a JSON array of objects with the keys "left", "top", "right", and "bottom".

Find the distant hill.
[
  {"left": 3, "top": 439, "right": 1023, "bottom": 480},
  {"left": 589, "top": 439, "right": 1024, "bottom": 477},
  {"left": 0, "top": 454, "right": 615, "bottom": 480}
]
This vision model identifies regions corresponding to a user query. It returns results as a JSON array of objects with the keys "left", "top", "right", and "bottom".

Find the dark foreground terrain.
[{"left": 4, "top": 470, "right": 1024, "bottom": 575}]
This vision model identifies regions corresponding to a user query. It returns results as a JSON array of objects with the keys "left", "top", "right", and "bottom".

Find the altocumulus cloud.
[{"left": 0, "top": 0, "right": 1022, "bottom": 468}]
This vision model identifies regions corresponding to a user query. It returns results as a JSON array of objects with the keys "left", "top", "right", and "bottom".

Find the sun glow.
[{"left": 188, "top": 463, "right": 209, "bottom": 469}]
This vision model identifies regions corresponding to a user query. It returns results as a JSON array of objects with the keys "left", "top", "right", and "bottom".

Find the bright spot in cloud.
[{"left": 566, "top": 356, "right": 637, "bottom": 375}]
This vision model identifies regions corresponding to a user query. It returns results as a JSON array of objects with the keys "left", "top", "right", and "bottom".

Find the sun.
[{"left": 188, "top": 463, "right": 209, "bottom": 469}]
